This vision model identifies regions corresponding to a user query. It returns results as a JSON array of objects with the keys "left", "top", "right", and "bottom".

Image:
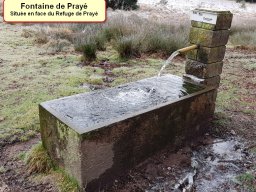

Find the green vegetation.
[
  {"left": 249, "top": 147, "right": 256, "bottom": 155},
  {"left": 29, "top": 14, "right": 189, "bottom": 61},
  {"left": 26, "top": 142, "right": 79, "bottom": 192},
  {"left": 54, "top": 169, "right": 80, "bottom": 192},
  {"left": 26, "top": 142, "right": 53, "bottom": 174},
  {"left": 0, "top": 52, "right": 87, "bottom": 142},
  {"left": 80, "top": 43, "right": 97, "bottom": 61},
  {"left": 0, "top": 20, "right": 187, "bottom": 143},
  {"left": 237, "top": 172, "right": 256, "bottom": 192},
  {"left": 0, "top": 2, "right": 2, "bottom": 16},
  {"left": 230, "top": 24, "right": 256, "bottom": 48},
  {"left": 0, "top": 166, "right": 6, "bottom": 174},
  {"left": 115, "top": 35, "right": 141, "bottom": 58}
]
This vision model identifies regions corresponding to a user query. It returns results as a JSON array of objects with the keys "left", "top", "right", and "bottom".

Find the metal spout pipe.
[{"left": 177, "top": 44, "right": 198, "bottom": 54}]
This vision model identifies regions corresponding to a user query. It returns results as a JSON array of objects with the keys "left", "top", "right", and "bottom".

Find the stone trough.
[
  {"left": 40, "top": 75, "right": 216, "bottom": 190},
  {"left": 39, "top": 9, "right": 233, "bottom": 191}
]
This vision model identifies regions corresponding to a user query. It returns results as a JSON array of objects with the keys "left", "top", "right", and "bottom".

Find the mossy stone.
[
  {"left": 187, "top": 46, "right": 226, "bottom": 64},
  {"left": 189, "top": 27, "right": 230, "bottom": 47},
  {"left": 185, "top": 60, "right": 223, "bottom": 78},
  {"left": 183, "top": 74, "right": 221, "bottom": 88}
]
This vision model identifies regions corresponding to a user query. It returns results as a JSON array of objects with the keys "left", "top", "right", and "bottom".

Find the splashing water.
[
  {"left": 158, "top": 51, "right": 180, "bottom": 77},
  {"left": 148, "top": 50, "right": 180, "bottom": 94}
]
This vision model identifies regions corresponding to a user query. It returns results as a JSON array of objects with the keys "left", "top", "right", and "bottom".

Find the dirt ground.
[{"left": 0, "top": 1, "right": 256, "bottom": 191}]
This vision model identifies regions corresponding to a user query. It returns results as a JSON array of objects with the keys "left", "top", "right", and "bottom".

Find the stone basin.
[
  {"left": 41, "top": 75, "right": 204, "bottom": 134},
  {"left": 40, "top": 74, "right": 217, "bottom": 191}
]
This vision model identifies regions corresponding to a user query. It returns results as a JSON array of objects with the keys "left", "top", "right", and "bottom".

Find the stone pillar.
[{"left": 184, "top": 9, "right": 233, "bottom": 87}]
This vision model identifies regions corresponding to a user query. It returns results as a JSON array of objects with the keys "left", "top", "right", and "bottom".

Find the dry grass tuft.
[
  {"left": 26, "top": 143, "right": 53, "bottom": 174},
  {"left": 25, "top": 14, "right": 189, "bottom": 60},
  {"left": 115, "top": 35, "right": 141, "bottom": 58},
  {"left": 230, "top": 24, "right": 256, "bottom": 48},
  {"left": 21, "top": 29, "right": 36, "bottom": 38},
  {"left": 43, "top": 39, "right": 72, "bottom": 53},
  {"left": 0, "top": 1, "right": 2, "bottom": 16},
  {"left": 33, "top": 28, "right": 49, "bottom": 44}
]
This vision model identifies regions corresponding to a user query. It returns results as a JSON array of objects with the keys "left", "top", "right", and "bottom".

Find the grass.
[
  {"left": 43, "top": 39, "right": 72, "bottom": 54},
  {"left": 231, "top": 31, "right": 256, "bottom": 47},
  {"left": 1, "top": 9, "right": 256, "bottom": 191},
  {"left": 0, "top": 25, "right": 105, "bottom": 142},
  {"left": 28, "top": 14, "right": 189, "bottom": 60},
  {"left": 230, "top": 24, "right": 256, "bottom": 48},
  {"left": 115, "top": 35, "right": 141, "bottom": 58},
  {"left": 80, "top": 42, "right": 97, "bottom": 61},
  {"left": 0, "top": 1, "right": 2, "bottom": 16},
  {"left": 26, "top": 142, "right": 53, "bottom": 174},
  {"left": 26, "top": 142, "right": 79, "bottom": 192},
  {"left": 0, "top": 20, "right": 185, "bottom": 143},
  {"left": 0, "top": 166, "right": 6, "bottom": 174},
  {"left": 54, "top": 169, "right": 80, "bottom": 192},
  {"left": 0, "top": 53, "right": 87, "bottom": 142},
  {"left": 236, "top": 172, "right": 256, "bottom": 192}
]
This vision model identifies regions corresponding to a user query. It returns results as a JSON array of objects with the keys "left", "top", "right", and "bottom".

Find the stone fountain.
[{"left": 39, "top": 9, "right": 233, "bottom": 191}]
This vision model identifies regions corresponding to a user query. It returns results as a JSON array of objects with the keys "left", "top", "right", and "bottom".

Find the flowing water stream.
[
  {"left": 158, "top": 50, "right": 180, "bottom": 77},
  {"left": 148, "top": 50, "right": 180, "bottom": 94}
]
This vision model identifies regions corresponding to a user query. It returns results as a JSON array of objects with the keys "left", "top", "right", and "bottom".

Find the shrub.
[
  {"left": 107, "top": 0, "right": 138, "bottom": 10},
  {"left": 47, "top": 28, "right": 73, "bottom": 42},
  {"left": 25, "top": 26, "right": 73, "bottom": 45},
  {"left": 80, "top": 42, "right": 97, "bottom": 61},
  {"left": 102, "top": 15, "right": 142, "bottom": 41},
  {"left": 115, "top": 35, "right": 141, "bottom": 58},
  {"left": 21, "top": 29, "right": 36, "bottom": 38},
  {"left": 230, "top": 24, "right": 256, "bottom": 47},
  {"left": 44, "top": 39, "right": 72, "bottom": 53},
  {"left": 102, "top": 27, "right": 123, "bottom": 41},
  {"left": 95, "top": 33, "right": 107, "bottom": 51},
  {"left": 33, "top": 29, "right": 49, "bottom": 44},
  {"left": 230, "top": 31, "right": 256, "bottom": 46},
  {"left": 105, "top": 15, "right": 189, "bottom": 57},
  {"left": 138, "top": 23, "right": 189, "bottom": 56},
  {"left": 26, "top": 14, "right": 190, "bottom": 58},
  {"left": 72, "top": 33, "right": 99, "bottom": 61}
]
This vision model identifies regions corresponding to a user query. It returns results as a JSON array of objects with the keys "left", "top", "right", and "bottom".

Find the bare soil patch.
[{"left": 0, "top": 136, "right": 56, "bottom": 192}]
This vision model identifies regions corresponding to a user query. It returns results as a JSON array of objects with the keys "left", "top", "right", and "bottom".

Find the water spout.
[
  {"left": 177, "top": 44, "right": 198, "bottom": 54},
  {"left": 158, "top": 44, "right": 198, "bottom": 77}
]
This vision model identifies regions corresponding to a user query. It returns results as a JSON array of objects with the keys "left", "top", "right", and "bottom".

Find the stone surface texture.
[
  {"left": 40, "top": 75, "right": 216, "bottom": 191},
  {"left": 185, "top": 60, "right": 223, "bottom": 78},
  {"left": 189, "top": 27, "right": 230, "bottom": 47},
  {"left": 183, "top": 74, "right": 221, "bottom": 88},
  {"left": 191, "top": 9, "right": 233, "bottom": 30},
  {"left": 187, "top": 46, "right": 226, "bottom": 64},
  {"left": 187, "top": 9, "right": 232, "bottom": 87}
]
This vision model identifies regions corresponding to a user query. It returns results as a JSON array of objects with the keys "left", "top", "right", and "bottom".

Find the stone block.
[
  {"left": 189, "top": 27, "right": 230, "bottom": 47},
  {"left": 191, "top": 9, "right": 233, "bottom": 30},
  {"left": 185, "top": 60, "right": 223, "bottom": 78},
  {"left": 183, "top": 74, "right": 221, "bottom": 88},
  {"left": 40, "top": 75, "right": 216, "bottom": 191},
  {"left": 187, "top": 46, "right": 226, "bottom": 64}
]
